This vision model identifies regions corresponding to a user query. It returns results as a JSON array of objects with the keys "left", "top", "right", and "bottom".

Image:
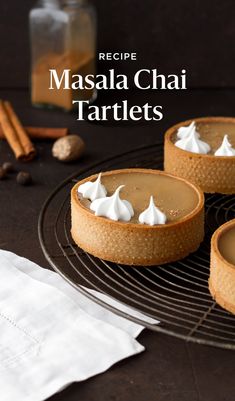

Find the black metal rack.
[{"left": 38, "top": 144, "right": 235, "bottom": 350}]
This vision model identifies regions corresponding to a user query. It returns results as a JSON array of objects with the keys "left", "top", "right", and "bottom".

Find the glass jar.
[{"left": 29, "top": 0, "right": 96, "bottom": 111}]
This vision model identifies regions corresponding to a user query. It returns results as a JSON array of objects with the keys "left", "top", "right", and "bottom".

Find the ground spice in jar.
[{"left": 31, "top": 51, "right": 95, "bottom": 111}]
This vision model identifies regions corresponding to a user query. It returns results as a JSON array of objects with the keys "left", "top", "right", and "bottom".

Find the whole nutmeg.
[
  {"left": 52, "top": 135, "right": 85, "bottom": 162},
  {"left": 16, "top": 171, "right": 32, "bottom": 186}
]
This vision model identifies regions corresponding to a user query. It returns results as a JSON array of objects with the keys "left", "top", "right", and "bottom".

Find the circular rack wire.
[{"left": 38, "top": 143, "right": 235, "bottom": 350}]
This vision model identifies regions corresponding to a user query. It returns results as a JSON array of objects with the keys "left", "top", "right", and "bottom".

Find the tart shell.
[
  {"left": 71, "top": 169, "right": 205, "bottom": 266},
  {"left": 209, "top": 219, "right": 235, "bottom": 315},
  {"left": 164, "top": 117, "right": 235, "bottom": 194}
]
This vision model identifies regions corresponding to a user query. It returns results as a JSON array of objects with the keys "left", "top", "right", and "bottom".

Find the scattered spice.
[
  {"left": 169, "top": 209, "right": 180, "bottom": 217},
  {"left": 16, "top": 171, "right": 32, "bottom": 186},
  {"left": 52, "top": 135, "right": 85, "bottom": 162}
]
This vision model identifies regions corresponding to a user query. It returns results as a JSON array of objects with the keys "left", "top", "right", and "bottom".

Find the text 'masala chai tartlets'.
[
  {"left": 71, "top": 168, "right": 204, "bottom": 266},
  {"left": 164, "top": 117, "right": 235, "bottom": 194}
]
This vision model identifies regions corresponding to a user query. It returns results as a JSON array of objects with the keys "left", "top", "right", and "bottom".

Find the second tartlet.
[{"left": 164, "top": 117, "right": 235, "bottom": 194}]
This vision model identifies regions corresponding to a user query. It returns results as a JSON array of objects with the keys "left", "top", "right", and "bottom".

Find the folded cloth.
[{"left": 0, "top": 250, "right": 159, "bottom": 401}]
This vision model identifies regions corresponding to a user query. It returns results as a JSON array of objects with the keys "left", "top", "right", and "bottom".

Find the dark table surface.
[{"left": 0, "top": 88, "right": 235, "bottom": 401}]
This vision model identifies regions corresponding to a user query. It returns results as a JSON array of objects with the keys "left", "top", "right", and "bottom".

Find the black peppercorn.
[
  {"left": 0, "top": 167, "right": 6, "bottom": 180},
  {"left": 16, "top": 171, "right": 32, "bottom": 186},
  {"left": 2, "top": 162, "right": 14, "bottom": 173}
]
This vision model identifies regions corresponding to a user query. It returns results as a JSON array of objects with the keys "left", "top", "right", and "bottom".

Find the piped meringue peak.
[
  {"left": 139, "top": 196, "right": 167, "bottom": 226},
  {"left": 90, "top": 185, "right": 134, "bottom": 222},
  {"left": 175, "top": 126, "right": 211, "bottom": 154},
  {"left": 177, "top": 121, "right": 200, "bottom": 139},
  {"left": 78, "top": 173, "right": 107, "bottom": 201},
  {"left": 214, "top": 135, "right": 235, "bottom": 156}
]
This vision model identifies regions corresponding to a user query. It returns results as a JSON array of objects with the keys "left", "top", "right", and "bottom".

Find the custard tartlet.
[
  {"left": 164, "top": 117, "right": 235, "bottom": 194},
  {"left": 209, "top": 219, "right": 235, "bottom": 314},
  {"left": 71, "top": 168, "right": 204, "bottom": 266}
]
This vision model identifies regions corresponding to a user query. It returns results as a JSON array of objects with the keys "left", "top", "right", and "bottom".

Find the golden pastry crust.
[
  {"left": 209, "top": 219, "right": 235, "bottom": 315},
  {"left": 164, "top": 117, "right": 235, "bottom": 194},
  {"left": 71, "top": 169, "right": 205, "bottom": 266}
]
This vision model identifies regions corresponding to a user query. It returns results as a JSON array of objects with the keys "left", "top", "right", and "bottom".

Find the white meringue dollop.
[
  {"left": 175, "top": 126, "right": 211, "bottom": 154},
  {"left": 90, "top": 185, "right": 134, "bottom": 222},
  {"left": 78, "top": 173, "right": 107, "bottom": 201},
  {"left": 214, "top": 135, "right": 235, "bottom": 156},
  {"left": 177, "top": 121, "right": 200, "bottom": 139},
  {"left": 138, "top": 196, "right": 167, "bottom": 226}
]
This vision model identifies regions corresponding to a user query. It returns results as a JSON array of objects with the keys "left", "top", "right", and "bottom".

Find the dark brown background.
[{"left": 1, "top": 0, "right": 235, "bottom": 88}]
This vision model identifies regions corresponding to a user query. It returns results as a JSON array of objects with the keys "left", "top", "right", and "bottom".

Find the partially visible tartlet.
[
  {"left": 71, "top": 168, "right": 205, "bottom": 266},
  {"left": 209, "top": 219, "right": 235, "bottom": 314},
  {"left": 164, "top": 117, "right": 235, "bottom": 194}
]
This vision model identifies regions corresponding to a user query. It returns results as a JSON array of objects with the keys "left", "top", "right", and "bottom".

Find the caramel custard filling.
[
  {"left": 78, "top": 172, "right": 200, "bottom": 224},
  {"left": 219, "top": 226, "right": 235, "bottom": 266},
  {"left": 173, "top": 121, "right": 235, "bottom": 154}
]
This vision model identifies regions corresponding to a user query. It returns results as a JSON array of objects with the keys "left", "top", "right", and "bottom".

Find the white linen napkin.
[{"left": 0, "top": 250, "right": 158, "bottom": 401}]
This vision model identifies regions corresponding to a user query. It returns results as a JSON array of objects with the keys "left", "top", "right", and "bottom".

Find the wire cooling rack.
[{"left": 38, "top": 143, "right": 235, "bottom": 350}]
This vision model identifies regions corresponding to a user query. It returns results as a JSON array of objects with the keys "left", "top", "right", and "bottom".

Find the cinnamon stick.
[
  {"left": 3, "top": 101, "right": 36, "bottom": 161},
  {"left": 0, "top": 126, "right": 68, "bottom": 140},
  {"left": 26, "top": 127, "right": 68, "bottom": 140},
  {"left": 0, "top": 101, "right": 25, "bottom": 160}
]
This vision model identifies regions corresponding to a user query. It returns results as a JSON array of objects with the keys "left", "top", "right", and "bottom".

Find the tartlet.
[
  {"left": 209, "top": 219, "right": 235, "bottom": 314},
  {"left": 71, "top": 168, "right": 205, "bottom": 266},
  {"left": 164, "top": 117, "right": 235, "bottom": 194}
]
